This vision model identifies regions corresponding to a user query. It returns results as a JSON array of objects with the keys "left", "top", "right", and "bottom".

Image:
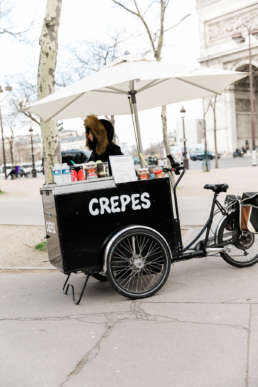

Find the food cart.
[{"left": 41, "top": 172, "right": 182, "bottom": 304}]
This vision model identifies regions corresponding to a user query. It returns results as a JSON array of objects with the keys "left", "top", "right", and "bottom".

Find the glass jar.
[
  {"left": 85, "top": 162, "right": 97, "bottom": 179},
  {"left": 154, "top": 167, "right": 164, "bottom": 178},
  {"left": 138, "top": 168, "right": 150, "bottom": 180},
  {"left": 96, "top": 161, "right": 105, "bottom": 178}
]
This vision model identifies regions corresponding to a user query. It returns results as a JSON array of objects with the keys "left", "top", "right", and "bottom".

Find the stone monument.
[{"left": 196, "top": 0, "right": 258, "bottom": 153}]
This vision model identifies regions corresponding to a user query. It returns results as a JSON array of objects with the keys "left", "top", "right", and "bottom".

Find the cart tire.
[
  {"left": 106, "top": 226, "right": 171, "bottom": 299},
  {"left": 217, "top": 214, "right": 258, "bottom": 267}
]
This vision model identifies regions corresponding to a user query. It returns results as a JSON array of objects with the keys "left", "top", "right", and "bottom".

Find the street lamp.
[
  {"left": 0, "top": 85, "right": 12, "bottom": 179},
  {"left": 180, "top": 106, "right": 189, "bottom": 169},
  {"left": 29, "top": 128, "right": 37, "bottom": 178},
  {"left": 232, "top": 26, "right": 258, "bottom": 166}
]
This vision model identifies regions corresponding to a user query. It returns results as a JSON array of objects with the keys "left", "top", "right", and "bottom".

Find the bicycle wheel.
[
  {"left": 217, "top": 214, "right": 258, "bottom": 267},
  {"left": 106, "top": 226, "right": 171, "bottom": 299}
]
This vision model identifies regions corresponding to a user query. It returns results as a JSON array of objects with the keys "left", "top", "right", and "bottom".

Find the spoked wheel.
[
  {"left": 106, "top": 226, "right": 171, "bottom": 299},
  {"left": 217, "top": 215, "right": 258, "bottom": 267}
]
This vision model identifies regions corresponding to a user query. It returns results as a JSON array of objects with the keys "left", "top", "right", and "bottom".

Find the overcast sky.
[{"left": 0, "top": 0, "right": 202, "bottom": 147}]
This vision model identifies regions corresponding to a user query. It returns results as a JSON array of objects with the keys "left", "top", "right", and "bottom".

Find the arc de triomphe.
[{"left": 196, "top": 0, "right": 258, "bottom": 153}]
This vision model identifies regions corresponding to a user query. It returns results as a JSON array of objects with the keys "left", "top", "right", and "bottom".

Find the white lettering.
[
  {"left": 120, "top": 194, "right": 131, "bottom": 212},
  {"left": 131, "top": 193, "right": 141, "bottom": 210},
  {"left": 99, "top": 197, "right": 111, "bottom": 214},
  {"left": 88, "top": 192, "right": 152, "bottom": 216},
  {"left": 141, "top": 192, "right": 151, "bottom": 209},
  {"left": 89, "top": 198, "right": 99, "bottom": 216},
  {"left": 110, "top": 196, "right": 120, "bottom": 213}
]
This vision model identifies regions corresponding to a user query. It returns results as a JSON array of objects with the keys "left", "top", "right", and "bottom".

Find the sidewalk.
[
  {"left": 1, "top": 167, "right": 257, "bottom": 268},
  {"left": 1, "top": 169, "right": 258, "bottom": 387}
]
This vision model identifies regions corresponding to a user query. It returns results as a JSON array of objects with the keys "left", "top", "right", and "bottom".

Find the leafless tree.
[
  {"left": 65, "top": 35, "right": 124, "bottom": 137},
  {"left": 111, "top": 0, "right": 190, "bottom": 183},
  {"left": 0, "top": 0, "right": 31, "bottom": 39},
  {"left": 202, "top": 98, "right": 210, "bottom": 172},
  {"left": 11, "top": 79, "right": 41, "bottom": 126},
  {"left": 202, "top": 96, "right": 219, "bottom": 170},
  {"left": 209, "top": 95, "right": 219, "bottom": 168},
  {"left": 111, "top": 0, "right": 190, "bottom": 156},
  {"left": 38, "top": 0, "right": 63, "bottom": 184},
  {"left": 6, "top": 126, "right": 14, "bottom": 166},
  {"left": 72, "top": 37, "right": 121, "bottom": 74}
]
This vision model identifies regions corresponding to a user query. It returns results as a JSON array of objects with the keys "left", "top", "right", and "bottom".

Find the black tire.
[
  {"left": 217, "top": 214, "right": 258, "bottom": 267},
  {"left": 106, "top": 227, "right": 171, "bottom": 299}
]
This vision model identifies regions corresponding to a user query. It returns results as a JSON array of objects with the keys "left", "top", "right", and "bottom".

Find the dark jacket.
[
  {"left": 84, "top": 115, "right": 123, "bottom": 168},
  {"left": 88, "top": 142, "right": 123, "bottom": 163}
]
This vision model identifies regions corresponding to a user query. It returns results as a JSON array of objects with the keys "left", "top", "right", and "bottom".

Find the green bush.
[{"left": 35, "top": 241, "right": 47, "bottom": 252}]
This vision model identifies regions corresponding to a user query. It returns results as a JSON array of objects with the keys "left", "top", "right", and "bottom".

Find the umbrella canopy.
[{"left": 26, "top": 60, "right": 247, "bottom": 122}]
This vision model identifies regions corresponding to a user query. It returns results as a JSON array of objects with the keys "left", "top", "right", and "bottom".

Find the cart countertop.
[{"left": 41, "top": 177, "right": 116, "bottom": 195}]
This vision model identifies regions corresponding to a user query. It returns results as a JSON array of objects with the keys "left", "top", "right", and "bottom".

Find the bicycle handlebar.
[{"left": 166, "top": 154, "right": 185, "bottom": 175}]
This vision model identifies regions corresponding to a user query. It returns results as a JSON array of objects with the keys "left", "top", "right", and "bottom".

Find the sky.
[{"left": 0, "top": 0, "right": 202, "bottom": 148}]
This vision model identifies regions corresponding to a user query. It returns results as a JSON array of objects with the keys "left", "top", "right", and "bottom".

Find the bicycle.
[
  {"left": 43, "top": 154, "right": 258, "bottom": 304},
  {"left": 103, "top": 155, "right": 258, "bottom": 300},
  {"left": 166, "top": 154, "right": 258, "bottom": 269}
]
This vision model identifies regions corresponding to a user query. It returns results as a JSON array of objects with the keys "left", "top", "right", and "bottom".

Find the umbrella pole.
[{"left": 129, "top": 88, "right": 144, "bottom": 167}]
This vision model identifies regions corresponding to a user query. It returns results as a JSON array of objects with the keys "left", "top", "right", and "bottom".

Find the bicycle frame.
[{"left": 171, "top": 168, "right": 228, "bottom": 262}]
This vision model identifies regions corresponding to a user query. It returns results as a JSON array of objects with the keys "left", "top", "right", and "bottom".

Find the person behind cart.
[
  {"left": 7, "top": 166, "right": 17, "bottom": 179},
  {"left": 84, "top": 115, "right": 123, "bottom": 170},
  {"left": 8, "top": 165, "right": 22, "bottom": 179}
]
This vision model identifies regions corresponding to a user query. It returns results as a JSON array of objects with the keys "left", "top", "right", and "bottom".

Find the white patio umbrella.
[{"left": 26, "top": 60, "right": 246, "bottom": 156}]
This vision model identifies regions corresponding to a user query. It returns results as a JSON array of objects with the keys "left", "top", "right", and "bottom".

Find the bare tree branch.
[
  {"left": 164, "top": 12, "right": 191, "bottom": 33},
  {"left": 0, "top": 0, "right": 31, "bottom": 40},
  {"left": 19, "top": 108, "right": 40, "bottom": 126},
  {"left": 133, "top": 0, "right": 156, "bottom": 56},
  {"left": 111, "top": 0, "right": 138, "bottom": 16}
]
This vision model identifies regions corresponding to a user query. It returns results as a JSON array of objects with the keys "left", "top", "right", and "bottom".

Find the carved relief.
[
  {"left": 205, "top": 5, "right": 258, "bottom": 46},
  {"left": 236, "top": 98, "right": 250, "bottom": 112},
  {"left": 196, "top": 0, "right": 219, "bottom": 8}
]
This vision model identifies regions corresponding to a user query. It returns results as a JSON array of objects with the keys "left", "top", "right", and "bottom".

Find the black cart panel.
[{"left": 42, "top": 177, "right": 179, "bottom": 274}]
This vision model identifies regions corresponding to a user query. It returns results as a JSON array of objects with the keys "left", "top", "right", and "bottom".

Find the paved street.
[
  {"left": 189, "top": 154, "right": 254, "bottom": 170},
  {"left": 1, "top": 260, "right": 258, "bottom": 387},
  {"left": 1, "top": 167, "right": 258, "bottom": 386}
]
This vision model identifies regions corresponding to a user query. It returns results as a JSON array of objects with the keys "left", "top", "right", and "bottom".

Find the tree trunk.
[
  {"left": 212, "top": 96, "right": 219, "bottom": 169},
  {"left": 161, "top": 105, "right": 175, "bottom": 185},
  {"left": 111, "top": 0, "right": 175, "bottom": 184},
  {"left": 213, "top": 108, "right": 218, "bottom": 169},
  {"left": 38, "top": 0, "right": 62, "bottom": 184},
  {"left": 9, "top": 139, "right": 14, "bottom": 166},
  {"left": 202, "top": 98, "right": 209, "bottom": 172}
]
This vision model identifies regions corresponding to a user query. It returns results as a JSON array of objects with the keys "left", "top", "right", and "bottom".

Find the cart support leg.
[
  {"left": 62, "top": 273, "right": 91, "bottom": 305},
  {"left": 63, "top": 273, "right": 71, "bottom": 294}
]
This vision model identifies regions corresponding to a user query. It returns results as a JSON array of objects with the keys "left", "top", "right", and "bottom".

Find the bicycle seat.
[{"left": 204, "top": 184, "right": 229, "bottom": 193}]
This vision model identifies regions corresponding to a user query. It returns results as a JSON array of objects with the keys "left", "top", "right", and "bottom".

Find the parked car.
[
  {"left": 61, "top": 149, "right": 91, "bottom": 165},
  {"left": 190, "top": 150, "right": 220, "bottom": 161},
  {"left": 233, "top": 148, "right": 244, "bottom": 158},
  {"left": 147, "top": 155, "right": 158, "bottom": 166}
]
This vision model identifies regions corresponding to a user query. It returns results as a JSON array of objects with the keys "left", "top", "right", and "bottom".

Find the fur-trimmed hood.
[{"left": 84, "top": 115, "right": 109, "bottom": 155}]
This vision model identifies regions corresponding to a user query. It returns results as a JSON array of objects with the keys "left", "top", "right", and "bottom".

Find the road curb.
[{"left": 0, "top": 266, "right": 56, "bottom": 271}]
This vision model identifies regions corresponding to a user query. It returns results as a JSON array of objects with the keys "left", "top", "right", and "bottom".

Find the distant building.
[
  {"left": 60, "top": 129, "right": 79, "bottom": 138},
  {"left": 196, "top": 0, "right": 258, "bottom": 152},
  {"left": 167, "top": 130, "right": 177, "bottom": 146},
  {"left": 176, "top": 119, "right": 204, "bottom": 149}
]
